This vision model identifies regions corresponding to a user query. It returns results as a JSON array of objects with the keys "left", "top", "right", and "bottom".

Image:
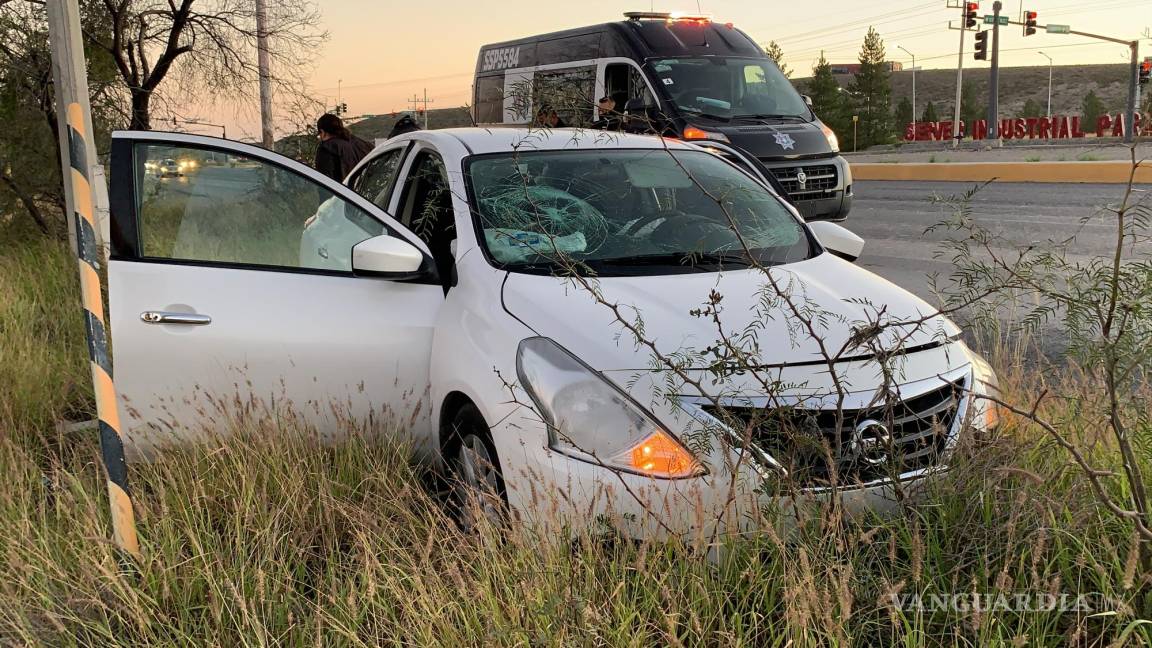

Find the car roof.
[{"left": 396, "top": 127, "right": 698, "bottom": 156}]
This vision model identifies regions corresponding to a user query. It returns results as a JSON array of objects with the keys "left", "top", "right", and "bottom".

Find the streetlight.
[
  {"left": 1037, "top": 51, "right": 1053, "bottom": 118},
  {"left": 898, "top": 45, "right": 916, "bottom": 138}
]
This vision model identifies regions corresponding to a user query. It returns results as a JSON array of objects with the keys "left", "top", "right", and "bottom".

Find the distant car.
[
  {"left": 155, "top": 158, "right": 182, "bottom": 178},
  {"left": 107, "top": 128, "right": 1000, "bottom": 540}
]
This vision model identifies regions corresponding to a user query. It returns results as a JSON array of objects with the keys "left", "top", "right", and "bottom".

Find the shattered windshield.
[{"left": 466, "top": 149, "right": 814, "bottom": 276}]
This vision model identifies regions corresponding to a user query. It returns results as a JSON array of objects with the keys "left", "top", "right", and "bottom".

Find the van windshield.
[
  {"left": 650, "top": 57, "right": 810, "bottom": 121},
  {"left": 467, "top": 149, "right": 814, "bottom": 276}
]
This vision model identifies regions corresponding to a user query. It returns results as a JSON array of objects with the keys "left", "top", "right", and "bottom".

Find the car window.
[
  {"left": 350, "top": 147, "right": 405, "bottom": 210},
  {"left": 134, "top": 143, "right": 384, "bottom": 273},
  {"left": 397, "top": 151, "right": 456, "bottom": 277}
]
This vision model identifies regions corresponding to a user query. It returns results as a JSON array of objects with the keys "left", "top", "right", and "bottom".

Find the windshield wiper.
[
  {"left": 678, "top": 108, "right": 731, "bottom": 122},
  {"left": 733, "top": 113, "right": 807, "bottom": 122},
  {"left": 595, "top": 252, "right": 754, "bottom": 269}
]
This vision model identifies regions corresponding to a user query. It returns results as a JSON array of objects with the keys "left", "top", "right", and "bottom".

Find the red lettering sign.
[{"left": 902, "top": 113, "right": 1147, "bottom": 141}]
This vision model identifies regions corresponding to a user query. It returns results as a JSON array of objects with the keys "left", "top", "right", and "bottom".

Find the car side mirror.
[
  {"left": 807, "top": 221, "right": 864, "bottom": 262},
  {"left": 801, "top": 94, "right": 814, "bottom": 108},
  {"left": 352, "top": 235, "right": 426, "bottom": 279}
]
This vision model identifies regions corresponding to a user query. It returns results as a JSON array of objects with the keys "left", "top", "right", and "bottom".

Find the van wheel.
[{"left": 447, "top": 404, "right": 507, "bottom": 531}]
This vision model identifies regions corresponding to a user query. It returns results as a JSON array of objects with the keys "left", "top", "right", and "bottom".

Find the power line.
[
  {"left": 772, "top": 4, "right": 941, "bottom": 47},
  {"left": 318, "top": 71, "right": 473, "bottom": 93}
]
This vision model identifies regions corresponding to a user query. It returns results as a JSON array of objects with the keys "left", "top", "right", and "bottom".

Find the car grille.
[
  {"left": 702, "top": 378, "right": 965, "bottom": 487},
  {"left": 768, "top": 164, "right": 839, "bottom": 201}
]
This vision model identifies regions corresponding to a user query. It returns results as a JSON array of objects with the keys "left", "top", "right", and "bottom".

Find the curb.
[{"left": 851, "top": 161, "right": 1152, "bottom": 184}]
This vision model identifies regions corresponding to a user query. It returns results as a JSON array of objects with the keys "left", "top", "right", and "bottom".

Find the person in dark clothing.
[
  {"left": 314, "top": 113, "right": 374, "bottom": 181},
  {"left": 388, "top": 114, "right": 421, "bottom": 138},
  {"left": 592, "top": 95, "right": 624, "bottom": 131}
]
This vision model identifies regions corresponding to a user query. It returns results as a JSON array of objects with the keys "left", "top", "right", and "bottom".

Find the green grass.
[
  {"left": 0, "top": 230, "right": 1149, "bottom": 646},
  {"left": 1077, "top": 152, "right": 1103, "bottom": 162},
  {"left": 1025, "top": 156, "right": 1042, "bottom": 162}
]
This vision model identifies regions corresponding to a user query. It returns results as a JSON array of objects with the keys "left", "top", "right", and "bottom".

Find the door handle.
[{"left": 140, "top": 311, "right": 212, "bottom": 326}]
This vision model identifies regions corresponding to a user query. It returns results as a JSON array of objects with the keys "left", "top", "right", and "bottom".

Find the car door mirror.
[
  {"left": 352, "top": 235, "right": 426, "bottom": 278},
  {"left": 807, "top": 221, "right": 864, "bottom": 262},
  {"left": 801, "top": 94, "right": 814, "bottom": 108}
]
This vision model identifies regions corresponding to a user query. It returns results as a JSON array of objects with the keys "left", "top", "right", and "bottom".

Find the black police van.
[{"left": 473, "top": 12, "right": 852, "bottom": 221}]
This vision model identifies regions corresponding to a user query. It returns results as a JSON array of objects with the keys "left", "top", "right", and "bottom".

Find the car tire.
[{"left": 446, "top": 404, "right": 508, "bottom": 531}]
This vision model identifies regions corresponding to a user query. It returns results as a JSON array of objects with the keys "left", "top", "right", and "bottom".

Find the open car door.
[{"left": 107, "top": 131, "right": 442, "bottom": 457}]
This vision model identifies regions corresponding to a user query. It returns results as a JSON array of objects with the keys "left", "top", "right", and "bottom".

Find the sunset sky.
[{"left": 205, "top": 0, "right": 1151, "bottom": 140}]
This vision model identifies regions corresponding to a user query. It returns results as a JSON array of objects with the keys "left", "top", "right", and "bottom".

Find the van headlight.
[
  {"left": 820, "top": 123, "right": 840, "bottom": 152},
  {"left": 516, "top": 337, "right": 703, "bottom": 479}
]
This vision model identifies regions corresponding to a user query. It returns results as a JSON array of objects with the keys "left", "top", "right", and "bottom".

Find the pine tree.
[
  {"left": 806, "top": 52, "right": 850, "bottom": 145},
  {"left": 764, "top": 40, "right": 792, "bottom": 79},
  {"left": 848, "top": 27, "right": 893, "bottom": 148},
  {"left": 960, "top": 80, "right": 983, "bottom": 135},
  {"left": 895, "top": 97, "right": 913, "bottom": 133},
  {"left": 1081, "top": 90, "right": 1105, "bottom": 127},
  {"left": 921, "top": 101, "right": 939, "bottom": 123},
  {"left": 1019, "top": 98, "right": 1043, "bottom": 118}
]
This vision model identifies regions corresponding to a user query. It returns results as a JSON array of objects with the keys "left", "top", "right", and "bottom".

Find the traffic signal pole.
[
  {"left": 985, "top": 1, "right": 1002, "bottom": 141},
  {"left": 951, "top": 16, "right": 967, "bottom": 147},
  {"left": 1014, "top": 13, "right": 1140, "bottom": 144}
]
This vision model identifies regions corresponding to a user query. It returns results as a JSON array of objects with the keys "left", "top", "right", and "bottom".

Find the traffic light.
[
  {"left": 974, "top": 30, "right": 989, "bottom": 61},
  {"left": 1140, "top": 58, "right": 1151, "bottom": 85},
  {"left": 965, "top": 2, "right": 979, "bottom": 28},
  {"left": 1023, "top": 10, "right": 1038, "bottom": 36}
]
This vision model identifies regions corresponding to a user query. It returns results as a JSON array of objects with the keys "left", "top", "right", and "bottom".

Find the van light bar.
[{"left": 624, "top": 11, "right": 712, "bottom": 23}]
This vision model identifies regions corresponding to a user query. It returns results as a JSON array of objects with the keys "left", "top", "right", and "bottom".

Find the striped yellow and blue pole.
[{"left": 64, "top": 102, "right": 141, "bottom": 559}]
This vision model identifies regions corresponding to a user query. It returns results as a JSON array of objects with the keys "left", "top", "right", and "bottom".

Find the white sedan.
[{"left": 107, "top": 128, "right": 999, "bottom": 539}]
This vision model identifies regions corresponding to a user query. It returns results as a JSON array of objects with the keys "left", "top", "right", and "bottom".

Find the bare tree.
[{"left": 82, "top": 0, "right": 326, "bottom": 130}]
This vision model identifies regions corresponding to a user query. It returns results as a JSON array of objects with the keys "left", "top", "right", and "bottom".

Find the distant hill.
[
  {"left": 794, "top": 63, "right": 1134, "bottom": 121},
  {"left": 349, "top": 107, "right": 474, "bottom": 141}
]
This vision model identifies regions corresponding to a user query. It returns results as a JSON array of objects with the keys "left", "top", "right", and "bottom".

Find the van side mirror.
[
  {"left": 807, "top": 221, "right": 864, "bottom": 262},
  {"left": 352, "top": 235, "right": 427, "bottom": 279},
  {"left": 801, "top": 94, "right": 813, "bottom": 108}
]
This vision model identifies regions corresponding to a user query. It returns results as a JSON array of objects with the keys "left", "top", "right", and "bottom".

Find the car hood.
[{"left": 502, "top": 253, "right": 960, "bottom": 373}]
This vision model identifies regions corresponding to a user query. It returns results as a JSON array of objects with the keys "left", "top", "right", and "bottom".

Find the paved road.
[
  {"left": 847, "top": 180, "right": 1150, "bottom": 356},
  {"left": 849, "top": 180, "right": 1146, "bottom": 300}
]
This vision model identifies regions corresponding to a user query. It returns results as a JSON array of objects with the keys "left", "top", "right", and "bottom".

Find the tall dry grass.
[{"left": 0, "top": 235, "right": 1148, "bottom": 646}]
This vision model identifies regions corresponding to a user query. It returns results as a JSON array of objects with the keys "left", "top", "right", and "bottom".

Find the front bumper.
[{"left": 495, "top": 360, "right": 989, "bottom": 544}]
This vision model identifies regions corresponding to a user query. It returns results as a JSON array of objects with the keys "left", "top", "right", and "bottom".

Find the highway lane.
[{"left": 848, "top": 180, "right": 1146, "bottom": 302}]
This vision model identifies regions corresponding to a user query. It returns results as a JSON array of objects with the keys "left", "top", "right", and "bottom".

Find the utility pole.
[
  {"left": 985, "top": 1, "right": 1002, "bottom": 141},
  {"left": 46, "top": 0, "right": 141, "bottom": 560},
  {"left": 949, "top": 0, "right": 974, "bottom": 148},
  {"left": 408, "top": 90, "right": 435, "bottom": 128},
  {"left": 255, "top": 0, "right": 273, "bottom": 148},
  {"left": 898, "top": 45, "right": 916, "bottom": 136},
  {"left": 1038, "top": 51, "right": 1053, "bottom": 118}
]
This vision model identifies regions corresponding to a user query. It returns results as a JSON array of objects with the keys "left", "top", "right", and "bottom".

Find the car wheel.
[{"left": 447, "top": 404, "right": 507, "bottom": 531}]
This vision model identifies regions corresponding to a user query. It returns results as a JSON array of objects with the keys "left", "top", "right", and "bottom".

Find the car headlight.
[
  {"left": 963, "top": 343, "right": 1003, "bottom": 430},
  {"left": 516, "top": 337, "right": 703, "bottom": 479},
  {"left": 820, "top": 122, "right": 840, "bottom": 152}
]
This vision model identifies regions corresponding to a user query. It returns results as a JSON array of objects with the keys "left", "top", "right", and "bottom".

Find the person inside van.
[
  {"left": 314, "top": 113, "right": 373, "bottom": 181},
  {"left": 592, "top": 96, "right": 624, "bottom": 131},
  {"left": 534, "top": 107, "right": 566, "bottom": 128}
]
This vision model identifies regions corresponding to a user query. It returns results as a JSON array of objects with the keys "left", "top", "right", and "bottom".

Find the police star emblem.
[{"left": 774, "top": 132, "right": 796, "bottom": 150}]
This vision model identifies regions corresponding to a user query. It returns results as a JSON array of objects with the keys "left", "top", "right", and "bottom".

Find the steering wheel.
[{"left": 481, "top": 185, "right": 609, "bottom": 251}]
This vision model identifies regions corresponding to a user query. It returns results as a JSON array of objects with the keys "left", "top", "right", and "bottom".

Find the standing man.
[{"left": 314, "top": 113, "right": 373, "bottom": 181}]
